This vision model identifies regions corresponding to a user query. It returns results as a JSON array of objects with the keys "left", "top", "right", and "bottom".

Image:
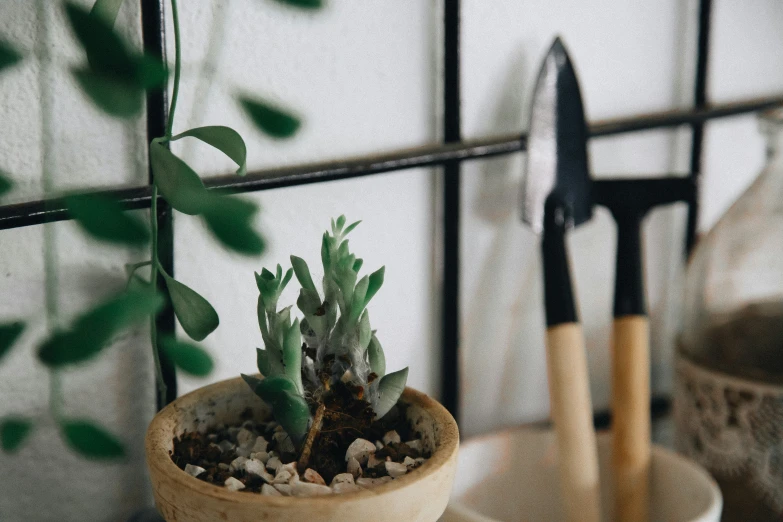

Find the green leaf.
[
  {"left": 38, "top": 288, "right": 164, "bottom": 367},
  {"left": 373, "top": 367, "right": 408, "bottom": 419},
  {"left": 0, "top": 171, "right": 12, "bottom": 197},
  {"left": 350, "top": 275, "right": 369, "bottom": 323},
  {"left": 281, "top": 268, "right": 294, "bottom": 291},
  {"left": 321, "top": 232, "right": 331, "bottom": 270},
  {"left": 296, "top": 288, "right": 321, "bottom": 316},
  {"left": 72, "top": 68, "right": 143, "bottom": 118},
  {"left": 335, "top": 215, "right": 346, "bottom": 230},
  {"left": 241, "top": 373, "right": 263, "bottom": 391},
  {"left": 1, "top": 417, "right": 33, "bottom": 453},
  {"left": 161, "top": 272, "right": 219, "bottom": 342},
  {"left": 65, "top": 1, "right": 136, "bottom": 77},
  {"left": 352, "top": 258, "right": 363, "bottom": 273},
  {"left": 277, "top": 0, "right": 324, "bottom": 9},
  {"left": 365, "top": 266, "right": 385, "bottom": 308},
  {"left": 254, "top": 376, "right": 310, "bottom": 442},
  {"left": 272, "top": 0, "right": 324, "bottom": 9},
  {"left": 201, "top": 195, "right": 265, "bottom": 256},
  {"left": 171, "top": 126, "right": 247, "bottom": 176},
  {"left": 0, "top": 322, "right": 24, "bottom": 363},
  {"left": 256, "top": 375, "right": 299, "bottom": 398},
  {"left": 290, "top": 256, "right": 316, "bottom": 292},
  {"left": 149, "top": 141, "right": 209, "bottom": 215},
  {"left": 358, "top": 310, "right": 371, "bottom": 350},
  {"left": 367, "top": 334, "right": 386, "bottom": 378},
  {"left": 160, "top": 337, "right": 213, "bottom": 377},
  {"left": 256, "top": 348, "right": 271, "bottom": 376},
  {"left": 133, "top": 53, "right": 167, "bottom": 89},
  {"left": 239, "top": 97, "right": 301, "bottom": 139},
  {"left": 342, "top": 220, "right": 361, "bottom": 236},
  {"left": 0, "top": 41, "right": 22, "bottom": 73},
  {"left": 283, "top": 319, "right": 303, "bottom": 394},
  {"left": 60, "top": 419, "right": 125, "bottom": 459},
  {"left": 90, "top": 0, "right": 125, "bottom": 27},
  {"left": 65, "top": 193, "right": 149, "bottom": 245}
]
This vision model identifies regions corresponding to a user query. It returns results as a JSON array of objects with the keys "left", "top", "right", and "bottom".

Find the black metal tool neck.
[
  {"left": 542, "top": 198, "right": 578, "bottom": 327},
  {"left": 612, "top": 210, "right": 646, "bottom": 317}
]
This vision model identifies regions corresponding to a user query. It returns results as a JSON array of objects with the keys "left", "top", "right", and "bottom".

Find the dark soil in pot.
[{"left": 170, "top": 382, "right": 431, "bottom": 495}]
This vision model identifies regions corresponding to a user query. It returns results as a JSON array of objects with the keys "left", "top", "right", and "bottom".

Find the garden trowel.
[{"left": 521, "top": 38, "right": 601, "bottom": 522}]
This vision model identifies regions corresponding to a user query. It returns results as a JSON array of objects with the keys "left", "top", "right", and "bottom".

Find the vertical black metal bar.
[
  {"left": 685, "top": 0, "right": 713, "bottom": 254},
  {"left": 140, "top": 0, "right": 177, "bottom": 409},
  {"left": 441, "top": 0, "right": 460, "bottom": 421}
]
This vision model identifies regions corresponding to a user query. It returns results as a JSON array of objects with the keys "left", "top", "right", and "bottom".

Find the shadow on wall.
[{"left": 460, "top": 50, "right": 551, "bottom": 438}]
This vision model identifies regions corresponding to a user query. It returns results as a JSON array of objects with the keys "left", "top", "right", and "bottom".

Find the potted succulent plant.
[{"left": 145, "top": 217, "right": 459, "bottom": 522}]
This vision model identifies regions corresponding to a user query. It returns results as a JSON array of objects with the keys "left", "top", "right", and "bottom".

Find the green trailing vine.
[{"left": 0, "top": 0, "right": 323, "bottom": 458}]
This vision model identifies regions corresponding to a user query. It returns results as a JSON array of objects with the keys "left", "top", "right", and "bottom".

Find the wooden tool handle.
[
  {"left": 546, "top": 322, "right": 602, "bottom": 522},
  {"left": 611, "top": 315, "right": 651, "bottom": 522}
]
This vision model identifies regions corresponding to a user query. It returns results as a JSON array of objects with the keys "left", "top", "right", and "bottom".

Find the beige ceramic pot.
[{"left": 146, "top": 375, "right": 459, "bottom": 522}]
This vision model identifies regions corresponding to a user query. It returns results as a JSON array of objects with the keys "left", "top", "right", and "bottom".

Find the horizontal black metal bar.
[
  {"left": 1, "top": 95, "right": 780, "bottom": 231},
  {"left": 590, "top": 94, "right": 783, "bottom": 137}
]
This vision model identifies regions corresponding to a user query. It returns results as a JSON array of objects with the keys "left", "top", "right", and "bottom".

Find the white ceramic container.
[{"left": 442, "top": 427, "right": 721, "bottom": 522}]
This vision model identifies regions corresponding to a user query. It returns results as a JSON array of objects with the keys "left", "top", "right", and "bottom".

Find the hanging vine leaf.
[
  {"left": 239, "top": 97, "right": 301, "bottom": 139},
  {"left": 65, "top": 1, "right": 136, "bottom": 78},
  {"left": 0, "top": 171, "right": 12, "bottom": 197},
  {"left": 170, "top": 126, "right": 248, "bottom": 176},
  {"left": 90, "top": 0, "right": 126, "bottom": 27},
  {"left": 38, "top": 288, "right": 164, "bottom": 367},
  {"left": 0, "top": 322, "right": 25, "bottom": 363},
  {"left": 60, "top": 419, "right": 125, "bottom": 459},
  {"left": 201, "top": 195, "right": 265, "bottom": 256},
  {"left": 0, "top": 41, "right": 22, "bottom": 73},
  {"left": 161, "top": 271, "right": 219, "bottom": 342},
  {"left": 65, "top": 193, "right": 149, "bottom": 245},
  {"left": 160, "top": 337, "right": 213, "bottom": 376},
  {"left": 72, "top": 68, "right": 143, "bottom": 118},
  {"left": 1, "top": 417, "right": 33, "bottom": 453},
  {"left": 271, "top": 0, "right": 324, "bottom": 9},
  {"left": 149, "top": 141, "right": 210, "bottom": 215},
  {"left": 65, "top": 2, "right": 165, "bottom": 118}
]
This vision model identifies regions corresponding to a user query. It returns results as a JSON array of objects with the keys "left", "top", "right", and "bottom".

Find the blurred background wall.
[{"left": 0, "top": 0, "right": 782, "bottom": 519}]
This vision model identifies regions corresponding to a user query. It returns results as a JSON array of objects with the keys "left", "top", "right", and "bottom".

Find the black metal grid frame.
[{"left": 2, "top": 0, "right": 779, "bottom": 424}]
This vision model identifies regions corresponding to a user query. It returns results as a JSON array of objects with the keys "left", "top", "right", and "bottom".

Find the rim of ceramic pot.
[
  {"left": 146, "top": 376, "right": 459, "bottom": 507},
  {"left": 448, "top": 425, "right": 722, "bottom": 522}
]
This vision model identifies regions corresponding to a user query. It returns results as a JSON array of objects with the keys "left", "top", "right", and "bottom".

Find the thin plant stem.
[
  {"left": 149, "top": 0, "right": 184, "bottom": 405},
  {"left": 166, "top": 0, "right": 182, "bottom": 139},
  {"left": 37, "top": 0, "right": 62, "bottom": 419}
]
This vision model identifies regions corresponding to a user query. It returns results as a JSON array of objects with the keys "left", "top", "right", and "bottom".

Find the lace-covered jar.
[{"left": 674, "top": 109, "right": 783, "bottom": 521}]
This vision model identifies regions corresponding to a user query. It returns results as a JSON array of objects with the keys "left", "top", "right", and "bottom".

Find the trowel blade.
[{"left": 521, "top": 37, "right": 593, "bottom": 233}]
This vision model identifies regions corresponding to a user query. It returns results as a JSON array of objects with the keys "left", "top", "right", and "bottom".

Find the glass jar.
[{"left": 674, "top": 109, "right": 783, "bottom": 521}]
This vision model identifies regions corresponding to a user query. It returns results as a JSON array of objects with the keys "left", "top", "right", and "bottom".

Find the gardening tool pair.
[{"left": 522, "top": 38, "right": 657, "bottom": 522}]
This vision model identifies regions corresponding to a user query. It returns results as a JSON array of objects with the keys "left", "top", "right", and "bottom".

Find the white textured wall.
[{"left": 1, "top": 0, "right": 782, "bottom": 519}]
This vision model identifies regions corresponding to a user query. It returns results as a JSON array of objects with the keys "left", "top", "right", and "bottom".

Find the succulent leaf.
[
  {"left": 365, "top": 266, "right": 385, "bottom": 308},
  {"left": 350, "top": 276, "right": 369, "bottom": 323},
  {"left": 372, "top": 367, "right": 408, "bottom": 419},
  {"left": 358, "top": 311, "right": 372, "bottom": 351},
  {"left": 321, "top": 232, "right": 331, "bottom": 270},
  {"left": 290, "top": 255, "right": 317, "bottom": 292},
  {"left": 254, "top": 376, "right": 311, "bottom": 442},
  {"left": 256, "top": 348, "right": 270, "bottom": 376},
  {"left": 367, "top": 333, "right": 386, "bottom": 377},
  {"left": 342, "top": 220, "right": 361, "bottom": 236},
  {"left": 283, "top": 319, "right": 304, "bottom": 395}
]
